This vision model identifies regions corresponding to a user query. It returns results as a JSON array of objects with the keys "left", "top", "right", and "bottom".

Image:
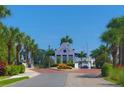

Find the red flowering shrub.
[{"left": 0, "top": 61, "right": 7, "bottom": 76}]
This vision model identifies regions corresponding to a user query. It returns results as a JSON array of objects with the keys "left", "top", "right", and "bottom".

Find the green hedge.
[
  {"left": 117, "top": 68, "right": 124, "bottom": 86},
  {"left": 102, "top": 63, "right": 124, "bottom": 86},
  {"left": 101, "top": 63, "right": 113, "bottom": 77},
  {"left": 5, "top": 64, "right": 25, "bottom": 76}
]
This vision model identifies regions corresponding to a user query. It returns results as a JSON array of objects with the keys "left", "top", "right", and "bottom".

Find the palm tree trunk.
[
  {"left": 16, "top": 45, "right": 20, "bottom": 65},
  {"left": 26, "top": 48, "right": 31, "bottom": 67},
  {"left": 7, "top": 44, "right": 11, "bottom": 65},
  {"left": 112, "top": 49, "right": 117, "bottom": 67},
  {"left": 119, "top": 44, "right": 124, "bottom": 65}
]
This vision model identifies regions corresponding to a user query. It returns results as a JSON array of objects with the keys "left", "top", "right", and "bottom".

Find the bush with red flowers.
[{"left": 0, "top": 61, "right": 7, "bottom": 76}]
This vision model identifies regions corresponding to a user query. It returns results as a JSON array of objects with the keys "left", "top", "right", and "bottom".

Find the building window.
[
  {"left": 69, "top": 55, "right": 73, "bottom": 61},
  {"left": 63, "top": 50, "right": 66, "bottom": 53}
]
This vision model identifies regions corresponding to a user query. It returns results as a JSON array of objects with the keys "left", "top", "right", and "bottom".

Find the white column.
[
  {"left": 61, "top": 55, "right": 63, "bottom": 63},
  {"left": 55, "top": 54, "right": 57, "bottom": 64},
  {"left": 73, "top": 54, "right": 75, "bottom": 63},
  {"left": 88, "top": 62, "right": 91, "bottom": 69},
  {"left": 67, "top": 55, "right": 69, "bottom": 62},
  {"left": 75, "top": 63, "right": 78, "bottom": 69}
]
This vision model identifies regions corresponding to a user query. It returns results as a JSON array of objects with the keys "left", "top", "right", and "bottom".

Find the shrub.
[
  {"left": 101, "top": 63, "right": 113, "bottom": 77},
  {"left": 7, "top": 65, "right": 19, "bottom": 76},
  {"left": 67, "top": 61, "right": 74, "bottom": 67},
  {"left": 118, "top": 68, "right": 124, "bottom": 86},
  {"left": 57, "top": 63, "right": 72, "bottom": 69},
  {"left": 19, "top": 64, "right": 25, "bottom": 73},
  {"left": 6, "top": 65, "right": 25, "bottom": 76},
  {"left": 109, "top": 68, "right": 119, "bottom": 81},
  {"left": 51, "top": 64, "right": 58, "bottom": 67},
  {"left": 0, "top": 61, "right": 7, "bottom": 76}
]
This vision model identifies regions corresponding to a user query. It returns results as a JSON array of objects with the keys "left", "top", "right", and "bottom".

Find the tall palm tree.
[
  {"left": 5, "top": 27, "right": 19, "bottom": 64},
  {"left": 23, "top": 35, "right": 35, "bottom": 67},
  {"left": 90, "top": 45, "right": 111, "bottom": 68},
  {"left": 15, "top": 31, "right": 25, "bottom": 65},
  {"left": 0, "top": 23, "right": 7, "bottom": 61},
  {"left": 0, "top": 5, "right": 11, "bottom": 21},
  {"left": 77, "top": 51, "right": 87, "bottom": 61},
  {"left": 60, "top": 35, "right": 73, "bottom": 45},
  {"left": 101, "top": 28, "right": 122, "bottom": 67},
  {"left": 90, "top": 48, "right": 101, "bottom": 59}
]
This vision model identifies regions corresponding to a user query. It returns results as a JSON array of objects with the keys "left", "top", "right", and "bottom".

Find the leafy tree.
[
  {"left": 77, "top": 51, "right": 87, "bottom": 61},
  {"left": 101, "top": 16, "right": 124, "bottom": 67},
  {"left": 15, "top": 31, "right": 25, "bottom": 65},
  {"left": 90, "top": 45, "right": 111, "bottom": 68},
  {"left": 0, "top": 5, "right": 11, "bottom": 21},
  {"left": 4, "top": 27, "right": 19, "bottom": 64},
  {"left": 60, "top": 35, "right": 73, "bottom": 45}
]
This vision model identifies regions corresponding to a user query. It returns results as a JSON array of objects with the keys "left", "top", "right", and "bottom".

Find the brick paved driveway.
[{"left": 9, "top": 68, "right": 119, "bottom": 87}]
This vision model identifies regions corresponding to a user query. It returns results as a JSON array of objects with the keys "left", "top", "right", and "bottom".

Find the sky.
[{"left": 2, "top": 5, "right": 124, "bottom": 54}]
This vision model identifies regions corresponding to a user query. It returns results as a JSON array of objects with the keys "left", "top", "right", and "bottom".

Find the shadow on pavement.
[
  {"left": 76, "top": 74, "right": 101, "bottom": 78},
  {"left": 100, "top": 83, "right": 120, "bottom": 87}
]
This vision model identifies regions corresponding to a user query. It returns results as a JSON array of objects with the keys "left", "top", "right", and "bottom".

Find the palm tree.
[
  {"left": 101, "top": 28, "right": 122, "bottom": 67},
  {"left": 77, "top": 51, "right": 87, "bottom": 61},
  {"left": 23, "top": 35, "right": 37, "bottom": 67},
  {"left": 0, "top": 23, "right": 7, "bottom": 61},
  {"left": 60, "top": 35, "right": 73, "bottom": 45},
  {"left": 15, "top": 31, "right": 25, "bottom": 65},
  {"left": 100, "top": 16, "right": 124, "bottom": 66},
  {"left": 90, "top": 49, "right": 101, "bottom": 59},
  {"left": 4, "top": 27, "right": 19, "bottom": 64},
  {"left": 90, "top": 45, "right": 111, "bottom": 68},
  {"left": 0, "top": 5, "right": 11, "bottom": 21}
]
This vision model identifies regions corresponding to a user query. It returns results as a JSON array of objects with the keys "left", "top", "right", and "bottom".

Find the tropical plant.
[
  {"left": 101, "top": 16, "right": 124, "bottom": 66},
  {"left": 90, "top": 45, "right": 111, "bottom": 68},
  {"left": 15, "top": 31, "right": 25, "bottom": 65},
  {"left": 0, "top": 5, "right": 11, "bottom": 21},
  {"left": 60, "top": 35, "right": 73, "bottom": 44},
  {"left": 4, "top": 27, "right": 19, "bottom": 65},
  {"left": 77, "top": 51, "right": 87, "bottom": 61}
]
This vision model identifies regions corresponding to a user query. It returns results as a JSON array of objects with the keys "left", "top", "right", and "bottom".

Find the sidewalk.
[{"left": 1, "top": 68, "right": 40, "bottom": 81}]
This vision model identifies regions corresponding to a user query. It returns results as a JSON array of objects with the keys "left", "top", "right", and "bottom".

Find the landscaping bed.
[
  {"left": 101, "top": 63, "right": 124, "bottom": 86},
  {"left": 0, "top": 61, "right": 25, "bottom": 76}
]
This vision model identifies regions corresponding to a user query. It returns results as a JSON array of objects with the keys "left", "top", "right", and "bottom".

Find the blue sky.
[{"left": 2, "top": 5, "right": 124, "bottom": 54}]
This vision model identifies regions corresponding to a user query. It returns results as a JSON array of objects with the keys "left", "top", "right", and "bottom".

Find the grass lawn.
[
  {"left": 0, "top": 76, "right": 29, "bottom": 87},
  {"left": 0, "top": 76, "right": 10, "bottom": 80},
  {"left": 104, "top": 77, "right": 117, "bottom": 84},
  {"left": 104, "top": 77, "right": 123, "bottom": 86}
]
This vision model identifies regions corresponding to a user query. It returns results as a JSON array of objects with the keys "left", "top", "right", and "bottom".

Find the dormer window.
[{"left": 63, "top": 50, "right": 66, "bottom": 53}]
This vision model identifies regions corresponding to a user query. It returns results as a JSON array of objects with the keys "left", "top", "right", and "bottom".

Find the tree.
[
  {"left": 60, "top": 35, "right": 73, "bottom": 45},
  {"left": 4, "top": 27, "right": 19, "bottom": 64},
  {"left": 0, "top": 5, "right": 11, "bottom": 21},
  {"left": 15, "top": 31, "right": 25, "bottom": 65},
  {"left": 90, "top": 45, "right": 111, "bottom": 68},
  {"left": 100, "top": 16, "right": 124, "bottom": 66},
  {"left": 46, "top": 46, "right": 55, "bottom": 68},
  {"left": 77, "top": 51, "right": 87, "bottom": 61},
  {"left": 0, "top": 23, "right": 7, "bottom": 61}
]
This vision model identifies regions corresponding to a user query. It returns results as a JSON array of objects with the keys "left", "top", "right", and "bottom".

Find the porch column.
[
  {"left": 61, "top": 55, "right": 63, "bottom": 63},
  {"left": 73, "top": 54, "right": 75, "bottom": 63},
  {"left": 55, "top": 54, "right": 57, "bottom": 64},
  {"left": 67, "top": 55, "right": 69, "bottom": 62}
]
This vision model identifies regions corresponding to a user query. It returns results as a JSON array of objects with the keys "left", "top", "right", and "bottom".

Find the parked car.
[{"left": 81, "top": 65, "right": 89, "bottom": 69}]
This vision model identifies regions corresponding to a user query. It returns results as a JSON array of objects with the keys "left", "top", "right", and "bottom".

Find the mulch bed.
[{"left": 32, "top": 68, "right": 101, "bottom": 75}]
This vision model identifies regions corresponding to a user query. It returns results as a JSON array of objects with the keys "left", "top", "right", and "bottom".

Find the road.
[{"left": 9, "top": 69, "right": 119, "bottom": 87}]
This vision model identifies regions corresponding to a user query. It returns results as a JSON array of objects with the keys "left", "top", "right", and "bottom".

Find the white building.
[
  {"left": 54, "top": 42, "right": 95, "bottom": 69},
  {"left": 55, "top": 42, "right": 75, "bottom": 64},
  {"left": 74, "top": 57, "right": 95, "bottom": 69}
]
